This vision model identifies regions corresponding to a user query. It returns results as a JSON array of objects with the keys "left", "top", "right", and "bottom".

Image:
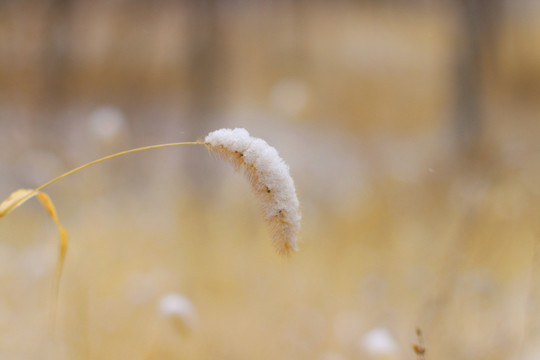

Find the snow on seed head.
[{"left": 205, "top": 128, "right": 301, "bottom": 255}]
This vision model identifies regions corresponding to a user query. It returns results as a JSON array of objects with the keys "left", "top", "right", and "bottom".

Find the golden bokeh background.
[{"left": 1, "top": 0, "right": 540, "bottom": 359}]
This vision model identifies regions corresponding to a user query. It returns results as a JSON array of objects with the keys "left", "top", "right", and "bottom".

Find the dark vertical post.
[
  {"left": 183, "top": 0, "right": 226, "bottom": 190},
  {"left": 453, "top": 0, "right": 503, "bottom": 157},
  {"left": 185, "top": 0, "right": 225, "bottom": 134}
]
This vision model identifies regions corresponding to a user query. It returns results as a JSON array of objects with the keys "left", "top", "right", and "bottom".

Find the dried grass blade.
[
  {"left": 1, "top": 189, "right": 68, "bottom": 330},
  {"left": 36, "top": 193, "right": 68, "bottom": 281},
  {"left": 0, "top": 189, "right": 35, "bottom": 217}
]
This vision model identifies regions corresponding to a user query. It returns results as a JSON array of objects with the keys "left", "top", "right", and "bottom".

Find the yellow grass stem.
[
  {"left": 36, "top": 141, "right": 202, "bottom": 191},
  {"left": 0, "top": 142, "right": 202, "bottom": 218},
  {"left": 1, "top": 142, "right": 203, "bottom": 222},
  {"left": 0, "top": 141, "right": 204, "bottom": 332}
]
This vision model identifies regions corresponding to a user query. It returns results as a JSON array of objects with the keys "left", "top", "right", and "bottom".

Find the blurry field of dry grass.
[{"left": 2, "top": 1, "right": 540, "bottom": 359}]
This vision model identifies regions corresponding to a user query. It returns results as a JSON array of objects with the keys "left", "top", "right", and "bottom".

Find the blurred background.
[{"left": 1, "top": 0, "right": 540, "bottom": 359}]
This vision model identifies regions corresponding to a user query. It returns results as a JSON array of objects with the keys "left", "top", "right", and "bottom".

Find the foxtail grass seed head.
[{"left": 205, "top": 128, "right": 301, "bottom": 255}]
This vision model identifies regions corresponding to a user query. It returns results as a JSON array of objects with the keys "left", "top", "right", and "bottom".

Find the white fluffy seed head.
[
  {"left": 360, "top": 327, "right": 398, "bottom": 356},
  {"left": 205, "top": 128, "right": 301, "bottom": 255},
  {"left": 158, "top": 293, "right": 198, "bottom": 333}
]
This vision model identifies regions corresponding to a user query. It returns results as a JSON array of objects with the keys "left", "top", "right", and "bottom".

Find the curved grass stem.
[
  {"left": 2, "top": 142, "right": 204, "bottom": 216},
  {"left": 0, "top": 140, "right": 204, "bottom": 335},
  {"left": 35, "top": 141, "right": 204, "bottom": 196}
]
